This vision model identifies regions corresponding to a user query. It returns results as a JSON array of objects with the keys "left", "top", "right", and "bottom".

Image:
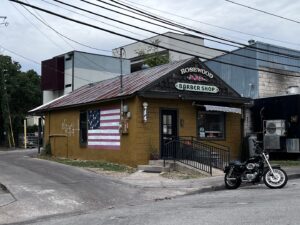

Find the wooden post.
[
  {"left": 24, "top": 119, "right": 27, "bottom": 149},
  {"left": 38, "top": 117, "right": 41, "bottom": 154}
]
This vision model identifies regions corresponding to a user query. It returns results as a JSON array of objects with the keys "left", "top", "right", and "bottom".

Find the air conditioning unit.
[{"left": 265, "top": 120, "right": 286, "bottom": 136}]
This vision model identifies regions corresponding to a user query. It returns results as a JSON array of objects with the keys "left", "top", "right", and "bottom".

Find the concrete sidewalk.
[{"left": 120, "top": 166, "right": 300, "bottom": 199}]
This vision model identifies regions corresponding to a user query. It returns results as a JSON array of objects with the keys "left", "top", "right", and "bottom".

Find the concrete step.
[
  {"left": 137, "top": 165, "right": 170, "bottom": 173},
  {"left": 149, "top": 160, "right": 175, "bottom": 167}
]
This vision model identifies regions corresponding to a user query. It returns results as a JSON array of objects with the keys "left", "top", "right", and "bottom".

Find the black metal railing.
[{"left": 162, "top": 136, "right": 230, "bottom": 175}]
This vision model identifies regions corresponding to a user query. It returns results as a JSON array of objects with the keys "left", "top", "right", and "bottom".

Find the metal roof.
[{"left": 31, "top": 58, "right": 192, "bottom": 113}]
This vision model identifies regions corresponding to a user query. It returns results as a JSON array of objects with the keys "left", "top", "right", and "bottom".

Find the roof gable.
[{"left": 138, "top": 58, "right": 243, "bottom": 102}]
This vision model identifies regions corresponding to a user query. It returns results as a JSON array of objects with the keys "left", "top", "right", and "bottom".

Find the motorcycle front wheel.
[
  {"left": 224, "top": 173, "right": 241, "bottom": 189},
  {"left": 263, "top": 168, "right": 288, "bottom": 189}
]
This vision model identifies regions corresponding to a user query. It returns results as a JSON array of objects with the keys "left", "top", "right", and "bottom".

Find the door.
[{"left": 160, "top": 109, "right": 178, "bottom": 158}]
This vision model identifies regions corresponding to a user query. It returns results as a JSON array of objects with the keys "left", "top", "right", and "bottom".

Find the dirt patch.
[
  {"left": 85, "top": 168, "right": 135, "bottom": 178},
  {"left": 160, "top": 171, "right": 207, "bottom": 180}
]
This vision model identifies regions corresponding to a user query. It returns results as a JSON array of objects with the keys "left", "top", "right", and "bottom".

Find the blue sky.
[{"left": 1, "top": 0, "right": 300, "bottom": 74}]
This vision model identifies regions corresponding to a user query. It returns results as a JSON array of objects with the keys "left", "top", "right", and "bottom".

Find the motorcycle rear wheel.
[
  {"left": 224, "top": 173, "right": 241, "bottom": 189},
  {"left": 263, "top": 168, "right": 288, "bottom": 189}
]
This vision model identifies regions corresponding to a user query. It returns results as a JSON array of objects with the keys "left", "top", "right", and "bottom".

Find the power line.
[
  {"left": 0, "top": 43, "right": 103, "bottom": 84},
  {"left": 10, "top": 0, "right": 300, "bottom": 78},
  {"left": 79, "top": 0, "right": 246, "bottom": 49},
  {"left": 20, "top": 3, "right": 117, "bottom": 77},
  {"left": 87, "top": 0, "right": 300, "bottom": 60},
  {"left": 108, "top": 0, "right": 300, "bottom": 60},
  {"left": 41, "top": 0, "right": 147, "bottom": 40},
  {"left": 56, "top": 0, "right": 300, "bottom": 70},
  {"left": 43, "top": 0, "right": 223, "bottom": 59},
  {"left": 11, "top": 3, "right": 66, "bottom": 51},
  {"left": 52, "top": 0, "right": 223, "bottom": 58},
  {"left": 119, "top": 0, "right": 300, "bottom": 47},
  {"left": 225, "top": 0, "right": 300, "bottom": 24},
  {"left": 23, "top": 1, "right": 111, "bottom": 53}
]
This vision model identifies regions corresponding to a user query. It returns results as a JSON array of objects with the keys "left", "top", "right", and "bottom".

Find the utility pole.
[
  {"left": 119, "top": 47, "right": 125, "bottom": 93},
  {"left": 0, "top": 61, "right": 14, "bottom": 148}
]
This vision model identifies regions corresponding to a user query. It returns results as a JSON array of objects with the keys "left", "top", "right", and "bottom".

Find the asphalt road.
[
  {"left": 23, "top": 178, "right": 300, "bottom": 225},
  {"left": 0, "top": 149, "right": 144, "bottom": 224}
]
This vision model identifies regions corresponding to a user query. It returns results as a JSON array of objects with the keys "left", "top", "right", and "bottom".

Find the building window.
[
  {"left": 197, "top": 111, "right": 225, "bottom": 139},
  {"left": 80, "top": 111, "right": 87, "bottom": 146}
]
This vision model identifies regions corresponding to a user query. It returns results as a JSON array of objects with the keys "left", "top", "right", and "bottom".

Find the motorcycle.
[{"left": 224, "top": 140, "right": 288, "bottom": 189}]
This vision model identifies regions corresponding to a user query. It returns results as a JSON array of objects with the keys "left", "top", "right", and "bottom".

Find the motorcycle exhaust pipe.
[{"left": 226, "top": 178, "right": 237, "bottom": 181}]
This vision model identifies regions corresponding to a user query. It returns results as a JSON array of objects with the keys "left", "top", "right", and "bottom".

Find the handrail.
[{"left": 163, "top": 136, "right": 230, "bottom": 175}]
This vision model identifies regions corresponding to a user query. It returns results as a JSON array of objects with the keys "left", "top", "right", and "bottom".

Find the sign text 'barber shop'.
[
  {"left": 180, "top": 67, "right": 213, "bottom": 79},
  {"left": 175, "top": 82, "right": 219, "bottom": 93}
]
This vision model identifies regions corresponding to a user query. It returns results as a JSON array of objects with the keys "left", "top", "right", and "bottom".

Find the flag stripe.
[
  {"left": 100, "top": 109, "right": 120, "bottom": 115},
  {"left": 88, "top": 135, "right": 120, "bottom": 140},
  {"left": 100, "top": 122, "right": 119, "bottom": 127},
  {"left": 100, "top": 115, "right": 120, "bottom": 121},
  {"left": 88, "top": 107, "right": 121, "bottom": 150},
  {"left": 88, "top": 129, "right": 119, "bottom": 134},
  {"left": 88, "top": 141, "right": 120, "bottom": 146}
]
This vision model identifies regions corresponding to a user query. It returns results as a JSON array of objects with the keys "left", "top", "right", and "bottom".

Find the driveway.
[{"left": 0, "top": 149, "right": 144, "bottom": 224}]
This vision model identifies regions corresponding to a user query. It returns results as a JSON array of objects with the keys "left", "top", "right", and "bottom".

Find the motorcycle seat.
[{"left": 229, "top": 160, "right": 244, "bottom": 166}]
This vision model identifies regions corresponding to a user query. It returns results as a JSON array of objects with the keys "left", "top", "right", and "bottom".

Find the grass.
[
  {"left": 270, "top": 160, "right": 300, "bottom": 167},
  {"left": 39, "top": 156, "right": 135, "bottom": 173}
]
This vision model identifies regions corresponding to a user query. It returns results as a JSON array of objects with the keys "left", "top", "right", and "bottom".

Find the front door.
[{"left": 160, "top": 109, "right": 178, "bottom": 158}]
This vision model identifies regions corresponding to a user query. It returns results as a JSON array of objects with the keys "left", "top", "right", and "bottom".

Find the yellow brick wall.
[
  {"left": 44, "top": 96, "right": 242, "bottom": 167},
  {"left": 132, "top": 97, "right": 242, "bottom": 164}
]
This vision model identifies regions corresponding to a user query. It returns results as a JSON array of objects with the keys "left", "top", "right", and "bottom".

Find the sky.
[{"left": 1, "top": 0, "right": 300, "bottom": 74}]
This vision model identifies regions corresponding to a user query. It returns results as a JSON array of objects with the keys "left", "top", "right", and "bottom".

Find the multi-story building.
[
  {"left": 41, "top": 51, "right": 130, "bottom": 104},
  {"left": 113, "top": 32, "right": 224, "bottom": 72},
  {"left": 204, "top": 41, "right": 300, "bottom": 136},
  {"left": 205, "top": 41, "right": 300, "bottom": 99}
]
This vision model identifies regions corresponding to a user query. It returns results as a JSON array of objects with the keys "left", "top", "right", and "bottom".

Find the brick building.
[{"left": 31, "top": 57, "right": 249, "bottom": 166}]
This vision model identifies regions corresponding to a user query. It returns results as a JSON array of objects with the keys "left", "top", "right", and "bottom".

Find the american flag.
[{"left": 87, "top": 108, "right": 121, "bottom": 150}]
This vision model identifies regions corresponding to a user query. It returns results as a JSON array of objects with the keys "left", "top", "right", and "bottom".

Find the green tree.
[
  {"left": 136, "top": 39, "right": 170, "bottom": 68},
  {"left": 0, "top": 55, "right": 41, "bottom": 147}
]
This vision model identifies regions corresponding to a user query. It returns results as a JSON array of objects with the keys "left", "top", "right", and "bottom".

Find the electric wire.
[
  {"left": 42, "top": 0, "right": 223, "bottom": 59},
  {"left": 10, "top": 0, "right": 300, "bottom": 78},
  {"left": 19, "top": 2, "right": 122, "bottom": 80},
  {"left": 224, "top": 0, "right": 300, "bottom": 25},
  {"left": 53, "top": 0, "right": 300, "bottom": 70},
  {"left": 108, "top": 0, "right": 300, "bottom": 59},
  {"left": 0, "top": 43, "right": 107, "bottom": 84},
  {"left": 41, "top": 0, "right": 148, "bottom": 40},
  {"left": 119, "top": 0, "right": 300, "bottom": 47},
  {"left": 24, "top": 2, "right": 111, "bottom": 53},
  {"left": 11, "top": 2, "right": 66, "bottom": 51}
]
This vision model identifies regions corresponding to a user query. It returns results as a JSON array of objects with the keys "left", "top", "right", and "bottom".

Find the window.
[
  {"left": 80, "top": 111, "right": 87, "bottom": 146},
  {"left": 197, "top": 111, "right": 225, "bottom": 139}
]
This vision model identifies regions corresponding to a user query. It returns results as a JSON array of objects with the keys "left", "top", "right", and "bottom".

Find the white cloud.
[{"left": 1, "top": 0, "right": 300, "bottom": 73}]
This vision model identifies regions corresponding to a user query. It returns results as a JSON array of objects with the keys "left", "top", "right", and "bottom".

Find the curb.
[
  {"left": 186, "top": 173, "right": 300, "bottom": 196},
  {"left": 287, "top": 174, "right": 300, "bottom": 180}
]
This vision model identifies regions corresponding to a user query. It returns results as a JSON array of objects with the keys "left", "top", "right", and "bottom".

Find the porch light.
[{"left": 142, "top": 102, "right": 148, "bottom": 123}]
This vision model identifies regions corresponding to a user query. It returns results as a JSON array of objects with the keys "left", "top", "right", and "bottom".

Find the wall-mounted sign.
[
  {"left": 180, "top": 67, "right": 213, "bottom": 79},
  {"left": 175, "top": 82, "right": 219, "bottom": 93}
]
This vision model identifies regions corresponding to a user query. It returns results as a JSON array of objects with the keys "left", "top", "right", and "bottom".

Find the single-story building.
[{"left": 30, "top": 57, "right": 250, "bottom": 166}]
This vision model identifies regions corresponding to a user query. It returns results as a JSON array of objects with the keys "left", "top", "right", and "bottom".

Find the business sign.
[
  {"left": 180, "top": 67, "right": 213, "bottom": 79},
  {"left": 187, "top": 74, "right": 208, "bottom": 82},
  {"left": 175, "top": 82, "right": 219, "bottom": 93}
]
